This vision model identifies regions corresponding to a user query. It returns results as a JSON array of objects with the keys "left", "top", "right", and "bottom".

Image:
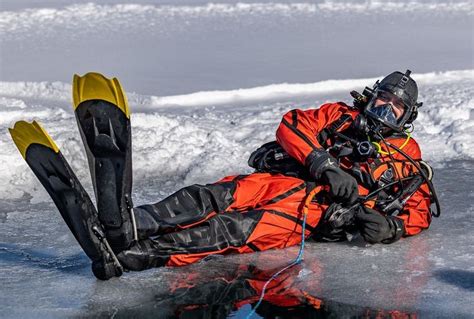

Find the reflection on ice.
[{"left": 86, "top": 254, "right": 421, "bottom": 318}]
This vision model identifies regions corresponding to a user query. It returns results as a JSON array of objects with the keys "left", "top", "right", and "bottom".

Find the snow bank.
[
  {"left": 147, "top": 70, "right": 474, "bottom": 108},
  {"left": 1, "top": 70, "right": 471, "bottom": 108},
  {"left": 0, "top": 70, "right": 472, "bottom": 203}
]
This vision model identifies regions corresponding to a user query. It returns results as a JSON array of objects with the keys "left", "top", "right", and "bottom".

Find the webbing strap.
[
  {"left": 317, "top": 114, "right": 353, "bottom": 149},
  {"left": 246, "top": 242, "right": 260, "bottom": 252}
]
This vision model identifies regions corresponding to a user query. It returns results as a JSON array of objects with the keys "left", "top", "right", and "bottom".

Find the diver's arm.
[
  {"left": 356, "top": 189, "right": 430, "bottom": 244},
  {"left": 276, "top": 103, "right": 359, "bottom": 204},
  {"left": 275, "top": 103, "right": 350, "bottom": 179}
]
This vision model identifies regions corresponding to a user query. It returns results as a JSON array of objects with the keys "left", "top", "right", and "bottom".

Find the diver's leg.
[
  {"left": 118, "top": 175, "right": 325, "bottom": 271},
  {"left": 117, "top": 209, "right": 265, "bottom": 270},
  {"left": 73, "top": 73, "right": 135, "bottom": 252},
  {"left": 132, "top": 173, "right": 307, "bottom": 239},
  {"left": 132, "top": 178, "right": 242, "bottom": 239},
  {"left": 118, "top": 201, "right": 321, "bottom": 272}
]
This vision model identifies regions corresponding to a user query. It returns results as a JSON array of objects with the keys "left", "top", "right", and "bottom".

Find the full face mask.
[
  {"left": 366, "top": 102, "right": 399, "bottom": 127},
  {"left": 364, "top": 89, "right": 411, "bottom": 135}
]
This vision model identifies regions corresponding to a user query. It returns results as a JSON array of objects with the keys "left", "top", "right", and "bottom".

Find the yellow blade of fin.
[
  {"left": 72, "top": 72, "right": 130, "bottom": 118},
  {"left": 9, "top": 121, "right": 59, "bottom": 159}
]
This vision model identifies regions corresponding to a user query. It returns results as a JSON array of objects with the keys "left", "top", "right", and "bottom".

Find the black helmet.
[{"left": 365, "top": 70, "right": 422, "bottom": 133}]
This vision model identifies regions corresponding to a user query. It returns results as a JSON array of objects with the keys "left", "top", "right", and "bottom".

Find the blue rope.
[{"left": 245, "top": 213, "right": 307, "bottom": 319}]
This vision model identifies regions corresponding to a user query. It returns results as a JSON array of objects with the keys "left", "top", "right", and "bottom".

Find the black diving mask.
[{"left": 365, "top": 90, "right": 408, "bottom": 133}]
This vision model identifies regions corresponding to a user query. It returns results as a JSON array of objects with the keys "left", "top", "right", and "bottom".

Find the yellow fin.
[
  {"left": 9, "top": 121, "right": 59, "bottom": 159},
  {"left": 72, "top": 72, "right": 130, "bottom": 118}
]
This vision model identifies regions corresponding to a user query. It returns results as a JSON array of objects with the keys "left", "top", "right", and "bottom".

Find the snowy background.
[{"left": 0, "top": 0, "right": 473, "bottom": 318}]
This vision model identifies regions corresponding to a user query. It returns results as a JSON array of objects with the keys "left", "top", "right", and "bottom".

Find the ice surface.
[
  {"left": 1, "top": 162, "right": 473, "bottom": 318},
  {"left": 1, "top": 0, "right": 473, "bottom": 318}
]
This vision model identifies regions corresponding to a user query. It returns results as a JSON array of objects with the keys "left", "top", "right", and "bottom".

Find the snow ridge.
[
  {"left": 147, "top": 70, "right": 474, "bottom": 108},
  {"left": 1, "top": 70, "right": 472, "bottom": 109}
]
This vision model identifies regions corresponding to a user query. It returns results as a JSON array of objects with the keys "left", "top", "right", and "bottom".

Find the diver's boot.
[
  {"left": 9, "top": 121, "right": 123, "bottom": 280},
  {"left": 116, "top": 240, "right": 169, "bottom": 271},
  {"left": 73, "top": 72, "right": 137, "bottom": 252}
]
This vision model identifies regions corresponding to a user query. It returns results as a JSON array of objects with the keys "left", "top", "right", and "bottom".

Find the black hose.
[
  {"left": 377, "top": 138, "right": 441, "bottom": 217},
  {"left": 362, "top": 176, "right": 416, "bottom": 202}
]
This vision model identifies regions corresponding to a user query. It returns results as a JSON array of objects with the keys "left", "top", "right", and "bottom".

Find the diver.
[{"left": 9, "top": 70, "right": 439, "bottom": 280}]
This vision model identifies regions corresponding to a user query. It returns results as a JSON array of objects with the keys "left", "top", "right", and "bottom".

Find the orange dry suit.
[{"left": 117, "top": 102, "right": 432, "bottom": 270}]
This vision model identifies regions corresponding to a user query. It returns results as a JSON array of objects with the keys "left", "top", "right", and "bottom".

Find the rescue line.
[{"left": 246, "top": 186, "right": 322, "bottom": 319}]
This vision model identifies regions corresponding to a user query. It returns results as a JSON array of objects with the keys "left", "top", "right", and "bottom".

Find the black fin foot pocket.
[{"left": 73, "top": 73, "right": 136, "bottom": 252}]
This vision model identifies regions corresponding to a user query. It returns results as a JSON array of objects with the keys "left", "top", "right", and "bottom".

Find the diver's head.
[{"left": 364, "top": 70, "right": 422, "bottom": 136}]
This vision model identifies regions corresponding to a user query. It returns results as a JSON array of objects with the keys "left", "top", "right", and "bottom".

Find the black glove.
[
  {"left": 306, "top": 149, "right": 359, "bottom": 204},
  {"left": 356, "top": 207, "right": 405, "bottom": 244},
  {"left": 322, "top": 168, "right": 359, "bottom": 205}
]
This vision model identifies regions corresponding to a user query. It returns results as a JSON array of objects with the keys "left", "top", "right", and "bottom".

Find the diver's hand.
[
  {"left": 322, "top": 167, "right": 359, "bottom": 205},
  {"left": 306, "top": 150, "right": 358, "bottom": 204},
  {"left": 356, "top": 207, "right": 404, "bottom": 244}
]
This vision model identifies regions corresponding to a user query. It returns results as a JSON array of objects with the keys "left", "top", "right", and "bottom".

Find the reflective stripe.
[{"left": 131, "top": 208, "right": 138, "bottom": 242}]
